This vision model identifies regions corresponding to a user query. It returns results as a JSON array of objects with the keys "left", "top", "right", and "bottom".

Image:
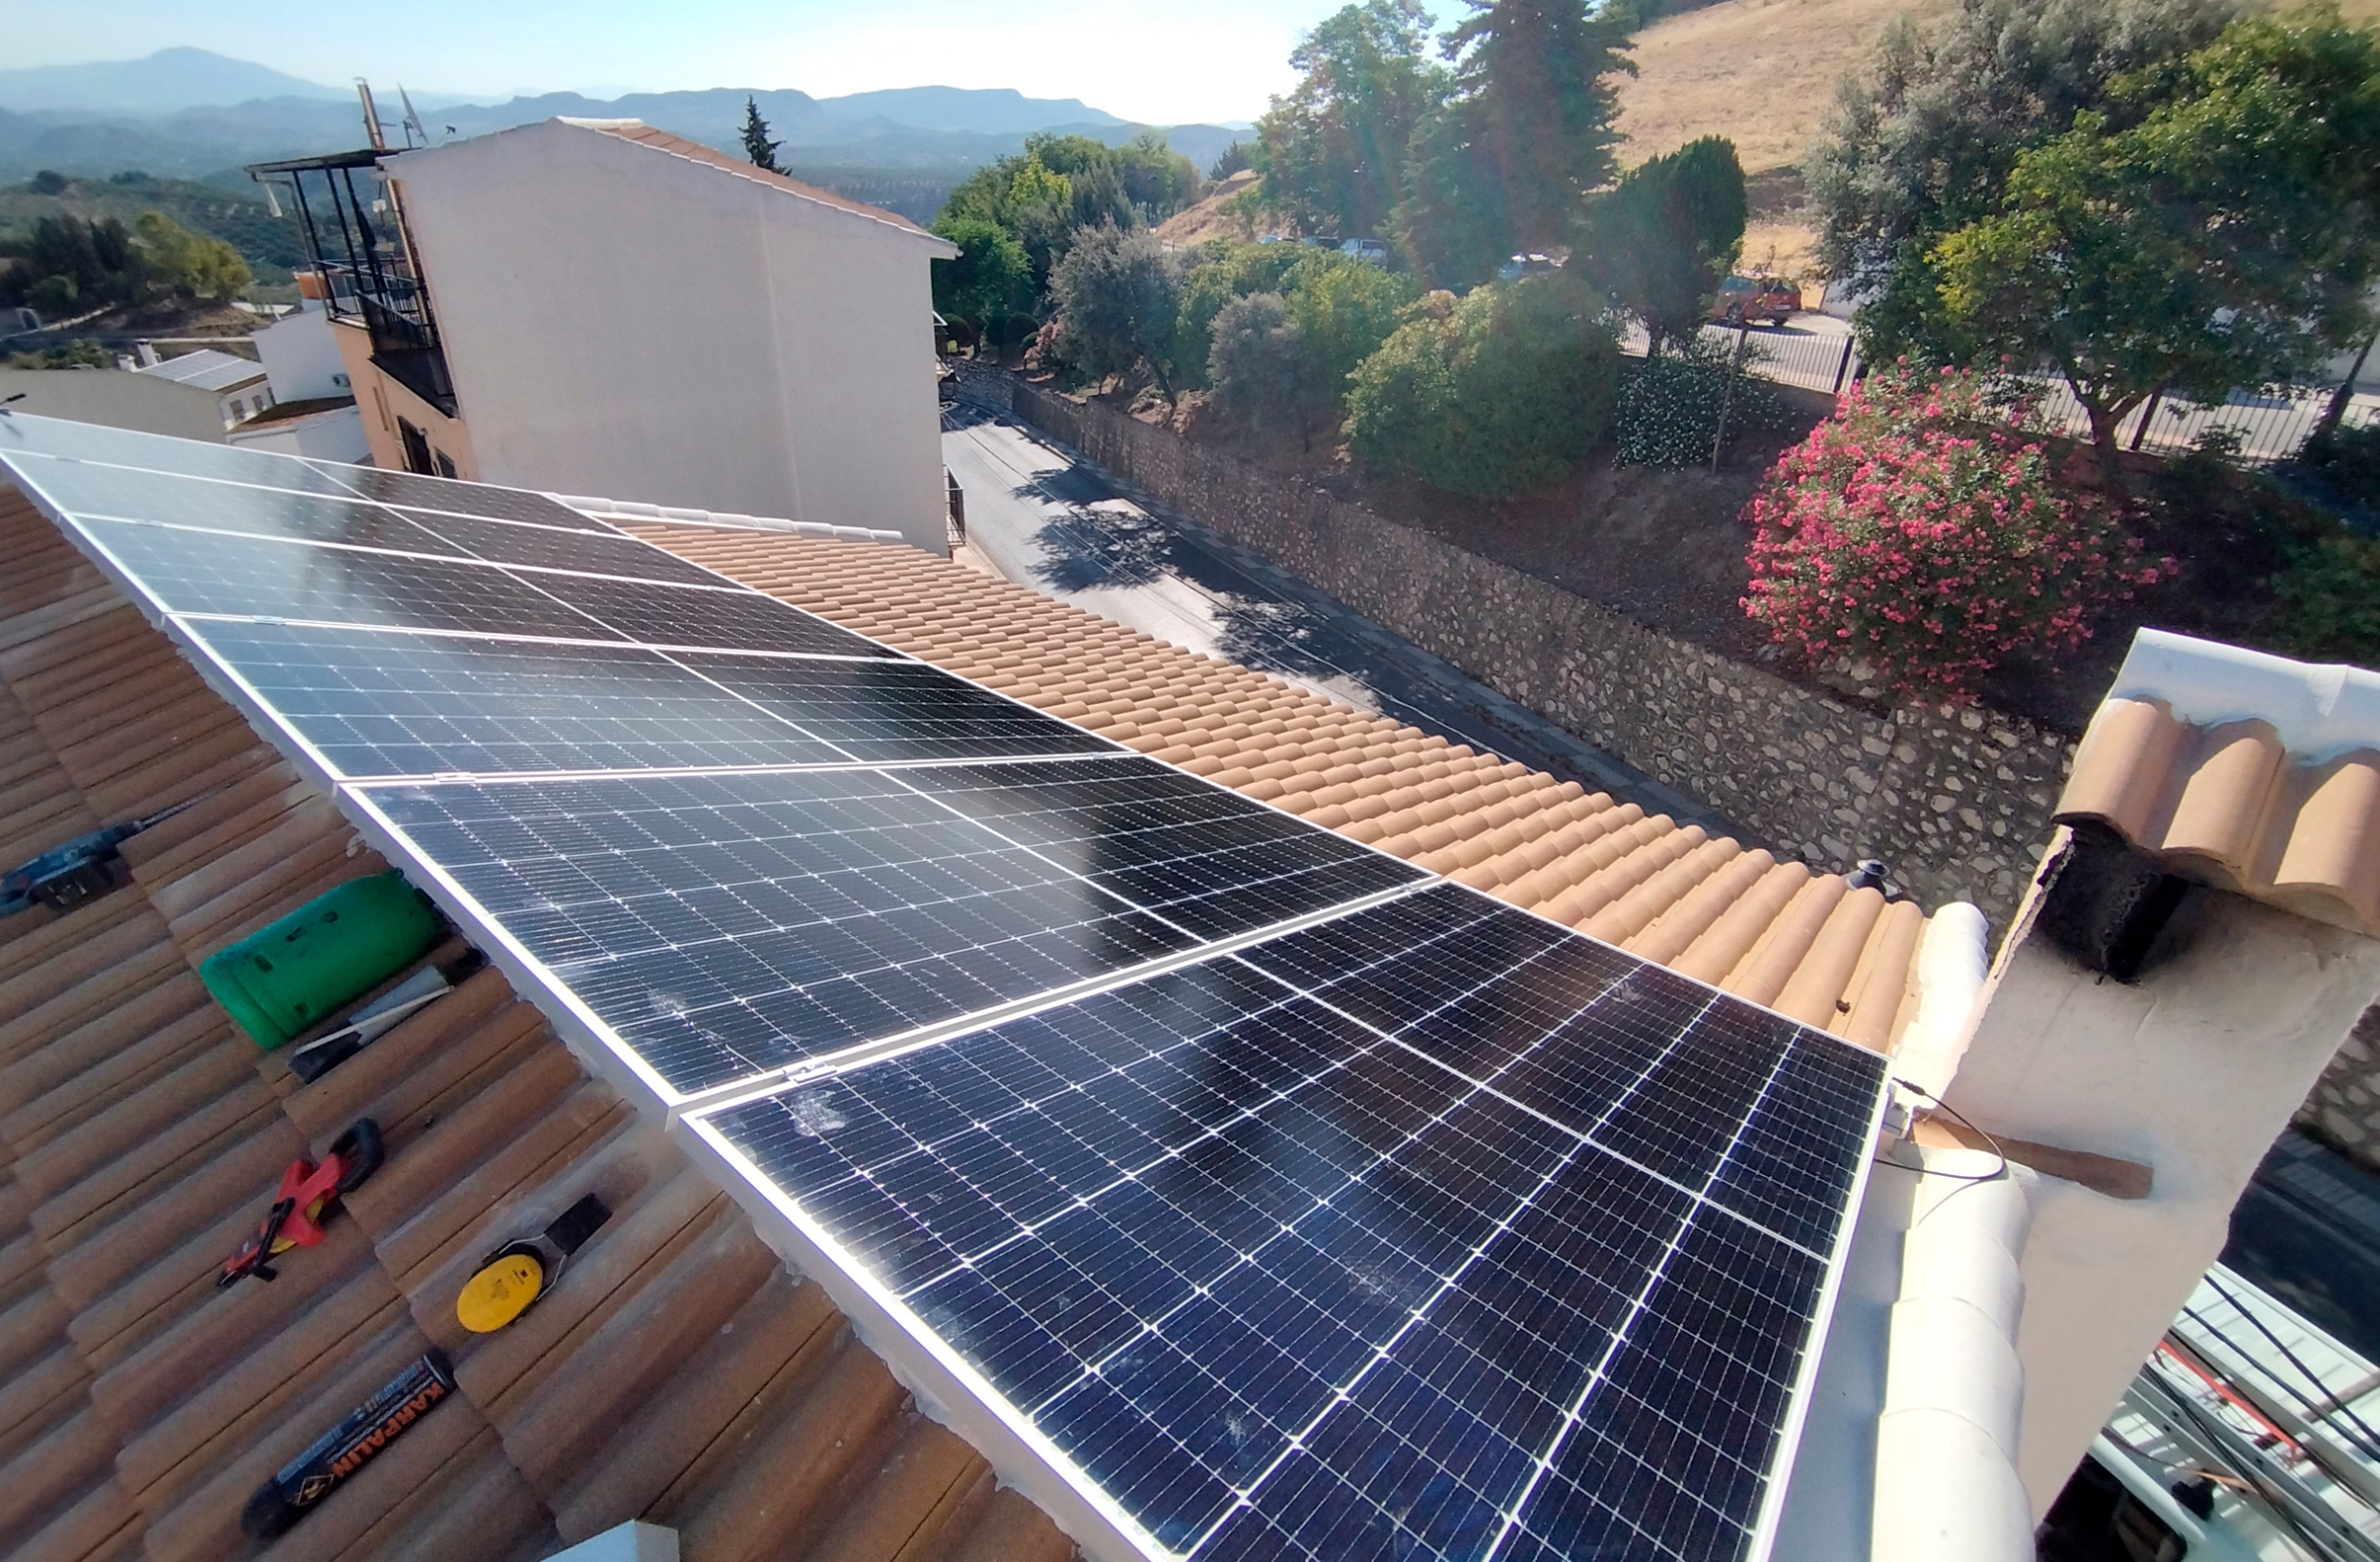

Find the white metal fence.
[{"left": 1623, "top": 319, "right": 2380, "bottom": 463}]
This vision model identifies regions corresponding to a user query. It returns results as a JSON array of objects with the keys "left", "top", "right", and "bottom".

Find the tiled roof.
[
  {"left": 566, "top": 120, "right": 956, "bottom": 249},
  {"left": 635, "top": 526, "right": 1937, "bottom": 1051},
  {"left": 2056, "top": 631, "right": 2380, "bottom": 937},
  {"left": 0, "top": 484, "right": 1073, "bottom": 1562},
  {"left": 0, "top": 465, "right": 1940, "bottom": 1562}
]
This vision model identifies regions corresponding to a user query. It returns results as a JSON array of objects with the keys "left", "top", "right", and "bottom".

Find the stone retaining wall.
[
  {"left": 2300, "top": 1012, "right": 2380, "bottom": 1171},
  {"left": 959, "top": 367, "right": 2070, "bottom": 922},
  {"left": 950, "top": 364, "right": 2380, "bottom": 1172}
]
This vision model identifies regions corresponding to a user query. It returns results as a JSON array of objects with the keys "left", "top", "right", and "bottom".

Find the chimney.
[
  {"left": 133, "top": 340, "right": 159, "bottom": 368},
  {"left": 1933, "top": 629, "right": 2380, "bottom": 1516}
]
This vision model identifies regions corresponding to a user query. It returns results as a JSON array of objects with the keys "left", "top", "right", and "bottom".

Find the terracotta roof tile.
[
  {"left": 0, "top": 485, "right": 1075, "bottom": 1562},
  {"left": 0, "top": 470, "right": 1950, "bottom": 1562},
  {"left": 2053, "top": 629, "right": 2380, "bottom": 935},
  {"left": 637, "top": 524, "right": 1942, "bottom": 1052},
  {"left": 2060, "top": 695, "right": 2380, "bottom": 934}
]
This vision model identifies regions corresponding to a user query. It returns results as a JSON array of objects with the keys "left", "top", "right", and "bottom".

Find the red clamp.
[{"left": 219, "top": 1119, "right": 383, "bottom": 1289}]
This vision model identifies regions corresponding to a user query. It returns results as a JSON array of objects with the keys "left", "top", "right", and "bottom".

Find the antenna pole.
[{"left": 356, "top": 80, "right": 388, "bottom": 152}]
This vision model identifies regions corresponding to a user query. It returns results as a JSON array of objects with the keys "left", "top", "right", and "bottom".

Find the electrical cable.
[
  {"left": 2189, "top": 1273, "right": 2380, "bottom": 1476},
  {"left": 1873, "top": 1078, "right": 2012, "bottom": 1184}
]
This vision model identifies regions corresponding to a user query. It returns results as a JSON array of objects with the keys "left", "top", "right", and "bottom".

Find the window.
[
  {"left": 431, "top": 450, "right": 458, "bottom": 480},
  {"left": 396, "top": 417, "right": 435, "bottom": 476}
]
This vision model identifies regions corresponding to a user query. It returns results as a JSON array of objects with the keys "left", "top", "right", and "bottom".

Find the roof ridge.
[{"left": 563, "top": 117, "right": 951, "bottom": 245}]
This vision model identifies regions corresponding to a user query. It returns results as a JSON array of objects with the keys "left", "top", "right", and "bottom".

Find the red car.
[{"left": 1709, "top": 274, "right": 1799, "bottom": 326}]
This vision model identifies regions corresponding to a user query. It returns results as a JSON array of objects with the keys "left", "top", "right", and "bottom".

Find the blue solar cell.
[{"left": 702, "top": 892, "right": 1889, "bottom": 1562}]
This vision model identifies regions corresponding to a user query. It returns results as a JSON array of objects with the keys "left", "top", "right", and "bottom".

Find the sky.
[{"left": 6, "top": 0, "right": 1399, "bottom": 125}]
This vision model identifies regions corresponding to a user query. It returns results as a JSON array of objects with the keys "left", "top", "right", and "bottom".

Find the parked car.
[
  {"left": 1496, "top": 253, "right": 1561, "bottom": 282},
  {"left": 1339, "top": 238, "right": 1390, "bottom": 266},
  {"left": 1709, "top": 274, "right": 1799, "bottom": 326}
]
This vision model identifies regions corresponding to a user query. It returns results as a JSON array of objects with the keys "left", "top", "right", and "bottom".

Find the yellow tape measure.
[
  {"left": 456, "top": 1248, "right": 546, "bottom": 1333},
  {"left": 453, "top": 1192, "right": 608, "bottom": 1333}
]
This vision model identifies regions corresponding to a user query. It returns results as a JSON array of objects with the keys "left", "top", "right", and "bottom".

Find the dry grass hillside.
[
  {"left": 1154, "top": 168, "right": 1264, "bottom": 245},
  {"left": 1614, "top": 0, "right": 2380, "bottom": 277},
  {"left": 1615, "top": 0, "right": 1957, "bottom": 274},
  {"left": 1152, "top": 0, "right": 2380, "bottom": 276}
]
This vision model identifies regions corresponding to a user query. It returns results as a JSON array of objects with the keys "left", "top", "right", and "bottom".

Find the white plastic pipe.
[
  {"left": 1871, "top": 1149, "right": 2037, "bottom": 1562},
  {"left": 1893, "top": 903, "right": 1991, "bottom": 1097}
]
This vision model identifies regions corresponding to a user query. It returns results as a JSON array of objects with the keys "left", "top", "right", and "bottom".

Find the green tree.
[
  {"left": 1110, "top": 131, "right": 1202, "bottom": 218},
  {"left": 1346, "top": 271, "right": 1622, "bottom": 495},
  {"left": 1257, "top": 0, "right": 1450, "bottom": 242},
  {"left": 1932, "top": 8, "right": 2380, "bottom": 478},
  {"left": 930, "top": 217, "right": 1035, "bottom": 344},
  {"left": 1395, "top": 0, "right": 1634, "bottom": 287},
  {"left": 1049, "top": 224, "right": 1186, "bottom": 390},
  {"left": 1171, "top": 240, "right": 1313, "bottom": 386},
  {"left": 1809, "top": 0, "right": 2240, "bottom": 364},
  {"left": 134, "top": 211, "right": 250, "bottom": 300},
  {"left": 737, "top": 96, "right": 785, "bottom": 173},
  {"left": 1580, "top": 136, "right": 1747, "bottom": 350},
  {"left": 937, "top": 133, "right": 1193, "bottom": 295},
  {"left": 1208, "top": 293, "right": 1332, "bottom": 439},
  {"left": 1284, "top": 255, "right": 1423, "bottom": 398},
  {"left": 741, "top": 97, "right": 783, "bottom": 174},
  {"left": 0, "top": 213, "right": 140, "bottom": 311}
]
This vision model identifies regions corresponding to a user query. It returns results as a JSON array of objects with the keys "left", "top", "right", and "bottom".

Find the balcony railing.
[{"left": 247, "top": 148, "right": 458, "bottom": 417}]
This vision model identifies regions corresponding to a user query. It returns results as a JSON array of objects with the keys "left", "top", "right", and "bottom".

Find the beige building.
[{"left": 254, "top": 119, "right": 957, "bottom": 550}]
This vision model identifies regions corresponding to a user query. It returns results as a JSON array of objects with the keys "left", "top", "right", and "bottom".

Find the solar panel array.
[{"left": 0, "top": 414, "right": 1891, "bottom": 1562}]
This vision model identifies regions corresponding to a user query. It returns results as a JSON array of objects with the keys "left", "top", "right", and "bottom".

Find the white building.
[
  {"left": 268, "top": 117, "right": 958, "bottom": 552},
  {"left": 133, "top": 346, "right": 274, "bottom": 430},
  {"left": 249, "top": 298, "right": 353, "bottom": 403},
  {"left": 0, "top": 365, "right": 229, "bottom": 441}
]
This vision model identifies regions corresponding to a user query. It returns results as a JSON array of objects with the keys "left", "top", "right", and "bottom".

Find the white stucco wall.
[
  {"left": 228, "top": 404, "right": 371, "bottom": 463},
  {"left": 252, "top": 304, "right": 353, "bottom": 403},
  {"left": 1941, "top": 878, "right": 2380, "bottom": 1516},
  {"left": 0, "top": 368, "right": 228, "bottom": 442},
  {"left": 386, "top": 120, "right": 955, "bottom": 553}
]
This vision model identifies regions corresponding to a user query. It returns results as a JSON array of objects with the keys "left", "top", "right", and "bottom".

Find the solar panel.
[
  {"left": 77, "top": 520, "right": 635, "bottom": 642},
  {"left": 348, "top": 762, "right": 1424, "bottom": 1094},
  {"left": 694, "top": 886, "right": 1888, "bottom": 1562},
  {"left": 2, "top": 415, "right": 1889, "bottom": 1560},
  {"left": 182, "top": 619, "right": 851, "bottom": 777},
  {"left": 7, "top": 455, "right": 455, "bottom": 553},
  {"left": 675, "top": 653, "right": 1121, "bottom": 761},
  {"left": 6, "top": 439, "right": 737, "bottom": 589},
  {"left": 311, "top": 459, "right": 618, "bottom": 528},
  {"left": 915, "top": 756, "right": 1426, "bottom": 939},
  {"left": 0, "top": 418, "right": 370, "bottom": 495},
  {"left": 387, "top": 507, "right": 732, "bottom": 584},
  {"left": 507, "top": 571, "right": 898, "bottom": 659}
]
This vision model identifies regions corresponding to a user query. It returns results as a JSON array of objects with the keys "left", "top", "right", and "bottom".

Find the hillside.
[
  {"left": 0, "top": 170, "right": 307, "bottom": 283},
  {"left": 1612, "top": 0, "right": 1957, "bottom": 275},
  {"left": 1611, "top": 0, "right": 2380, "bottom": 278}
]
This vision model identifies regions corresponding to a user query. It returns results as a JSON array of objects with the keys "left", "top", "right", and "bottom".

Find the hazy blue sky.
[{"left": 11, "top": 1, "right": 1421, "bottom": 124}]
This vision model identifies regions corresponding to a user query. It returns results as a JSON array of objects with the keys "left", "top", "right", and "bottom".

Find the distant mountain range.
[
  {"left": 0, "top": 47, "right": 352, "bottom": 114},
  {"left": 0, "top": 50, "right": 1250, "bottom": 186}
]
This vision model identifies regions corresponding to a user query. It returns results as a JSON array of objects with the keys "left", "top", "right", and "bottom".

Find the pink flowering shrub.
[{"left": 1741, "top": 363, "right": 2167, "bottom": 700}]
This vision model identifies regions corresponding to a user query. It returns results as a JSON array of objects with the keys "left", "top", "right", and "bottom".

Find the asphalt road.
[{"left": 940, "top": 401, "right": 1737, "bottom": 837}]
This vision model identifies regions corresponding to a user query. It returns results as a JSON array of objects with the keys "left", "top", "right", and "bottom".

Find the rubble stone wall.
[{"left": 957, "top": 365, "right": 2071, "bottom": 922}]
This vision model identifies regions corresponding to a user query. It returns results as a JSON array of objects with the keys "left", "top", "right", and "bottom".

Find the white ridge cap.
[{"left": 2111, "top": 628, "right": 2380, "bottom": 761}]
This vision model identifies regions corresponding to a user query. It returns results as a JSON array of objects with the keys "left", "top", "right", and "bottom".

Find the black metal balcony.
[{"left": 246, "top": 149, "right": 458, "bottom": 417}]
